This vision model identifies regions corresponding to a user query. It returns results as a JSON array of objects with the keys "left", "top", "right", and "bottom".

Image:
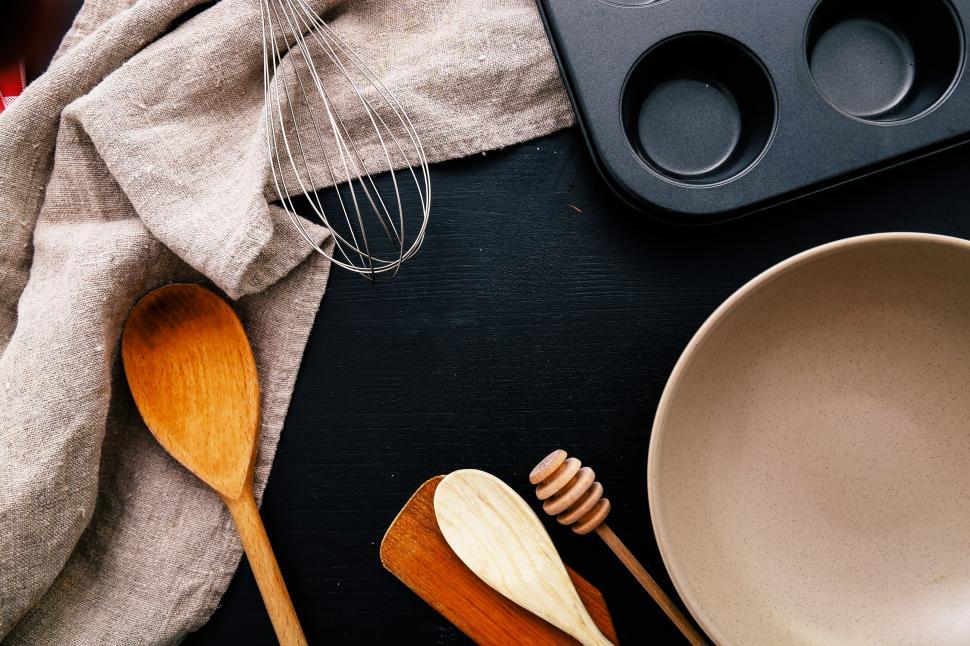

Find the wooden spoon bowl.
[{"left": 122, "top": 283, "right": 258, "bottom": 499}]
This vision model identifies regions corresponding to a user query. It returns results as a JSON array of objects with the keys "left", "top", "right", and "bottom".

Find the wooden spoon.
[
  {"left": 121, "top": 284, "right": 307, "bottom": 646},
  {"left": 433, "top": 469, "right": 614, "bottom": 646}
]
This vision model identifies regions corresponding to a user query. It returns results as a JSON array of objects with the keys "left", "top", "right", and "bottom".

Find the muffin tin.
[{"left": 536, "top": 0, "right": 969, "bottom": 223}]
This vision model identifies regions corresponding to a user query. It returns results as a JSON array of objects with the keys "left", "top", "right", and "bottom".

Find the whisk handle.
[
  {"left": 226, "top": 490, "right": 308, "bottom": 646},
  {"left": 595, "top": 524, "right": 707, "bottom": 646}
]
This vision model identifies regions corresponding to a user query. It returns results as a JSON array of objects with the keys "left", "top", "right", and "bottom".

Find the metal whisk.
[{"left": 258, "top": 0, "right": 430, "bottom": 280}]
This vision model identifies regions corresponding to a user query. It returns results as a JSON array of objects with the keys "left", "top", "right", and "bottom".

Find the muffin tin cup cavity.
[
  {"left": 807, "top": 0, "right": 964, "bottom": 123},
  {"left": 623, "top": 34, "right": 776, "bottom": 185}
]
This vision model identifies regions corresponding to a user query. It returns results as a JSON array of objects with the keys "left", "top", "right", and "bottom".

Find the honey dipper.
[{"left": 530, "top": 450, "right": 707, "bottom": 646}]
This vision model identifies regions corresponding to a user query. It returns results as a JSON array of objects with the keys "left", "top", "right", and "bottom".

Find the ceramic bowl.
[{"left": 648, "top": 233, "right": 970, "bottom": 645}]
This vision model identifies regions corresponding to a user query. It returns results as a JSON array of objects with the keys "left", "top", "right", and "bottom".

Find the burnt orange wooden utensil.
[
  {"left": 531, "top": 450, "right": 706, "bottom": 646},
  {"left": 381, "top": 476, "right": 618, "bottom": 645},
  {"left": 121, "top": 283, "right": 306, "bottom": 646}
]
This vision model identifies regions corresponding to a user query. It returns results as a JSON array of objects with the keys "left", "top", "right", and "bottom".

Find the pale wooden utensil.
[
  {"left": 381, "top": 475, "right": 619, "bottom": 645},
  {"left": 433, "top": 469, "right": 614, "bottom": 646},
  {"left": 121, "top": 283, "right": 307, "bottom": 646},
  {"left": 531, "top": 450, "right": 706, "bottom": 646}
]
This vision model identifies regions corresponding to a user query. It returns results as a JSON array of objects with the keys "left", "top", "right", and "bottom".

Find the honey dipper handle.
[
  {"left": 226, "top": 491, "right": 308, "bottom": 646},
  {"left": 595, "top": 524, "right": 707, "bottom": 646}
]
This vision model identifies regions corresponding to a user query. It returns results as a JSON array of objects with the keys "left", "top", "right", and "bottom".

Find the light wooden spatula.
[
  {"left": 121, "top": 284, "right": 306, "bottom": 646},
  {"left": 434, "top": 469, "right": 614, "bottom": 646}
]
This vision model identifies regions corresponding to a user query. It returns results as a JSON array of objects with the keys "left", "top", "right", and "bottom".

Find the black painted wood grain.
[{"left": 182, "top": 129, "right": 970, "bottom": 644}]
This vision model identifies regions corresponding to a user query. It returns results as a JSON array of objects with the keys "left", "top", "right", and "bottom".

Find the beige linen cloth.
[{"left": 0, "top": 1, "right": 572, "bottom": 643}]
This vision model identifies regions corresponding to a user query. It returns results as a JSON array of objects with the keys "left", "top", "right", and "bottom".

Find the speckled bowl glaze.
[{"left": 648, "top": 233, "right": 970, "bottom": 646}]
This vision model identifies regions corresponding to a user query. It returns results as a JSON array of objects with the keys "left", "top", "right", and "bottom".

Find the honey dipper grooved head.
[{"left": 530, "top": 450, "right": 611, "bottom": 535}]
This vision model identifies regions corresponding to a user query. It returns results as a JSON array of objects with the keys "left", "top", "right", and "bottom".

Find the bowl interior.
[{"left": 649, "top": 234, "right": 970, "bottom": 645}]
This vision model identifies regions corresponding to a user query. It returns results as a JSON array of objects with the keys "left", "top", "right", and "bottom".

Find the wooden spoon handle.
[
  {"left": 225, "top": 491, "right": 307, "bottom": 646},
  {"left": 596, "top": 524, "right": 707, "bottom": 646}
]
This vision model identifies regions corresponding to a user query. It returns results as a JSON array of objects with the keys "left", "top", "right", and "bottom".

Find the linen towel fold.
[{"left": 0, "top": 0, "right": 572, "bottom": 643}]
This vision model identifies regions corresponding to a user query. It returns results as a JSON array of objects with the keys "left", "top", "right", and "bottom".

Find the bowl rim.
[{"left": 647, "top": 231, "right": 970, "bottom": 645}]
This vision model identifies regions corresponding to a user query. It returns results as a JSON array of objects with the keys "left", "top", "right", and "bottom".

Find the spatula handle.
[{"left": 226, "top": 491, "right": 307, "bottom": 646}]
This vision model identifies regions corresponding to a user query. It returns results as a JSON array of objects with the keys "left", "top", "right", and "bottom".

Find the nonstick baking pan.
[{"left": 536, "top": 0, "right": 969, "bottom": 223}]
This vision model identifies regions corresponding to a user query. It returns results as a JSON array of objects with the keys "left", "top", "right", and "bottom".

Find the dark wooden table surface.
[{"left": 178, "top": 126, "right": 970, "bottom": 644}]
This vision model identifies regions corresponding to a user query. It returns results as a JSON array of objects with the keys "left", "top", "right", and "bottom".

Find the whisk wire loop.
[{"left": 258, "top": 0, "right": 430, "bottom": 280}]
